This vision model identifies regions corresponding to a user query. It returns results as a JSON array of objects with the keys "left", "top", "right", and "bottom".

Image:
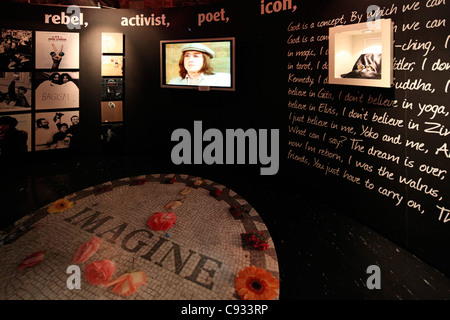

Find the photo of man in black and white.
[
  {"left": 0, "top": 29, "right": 32, "bottom": 70},
  {"left": 0, "top": 115, "right": 29, "bottom": 156},
  {"left": 0, "top": 72, "right": 32, "bottom": 111}
]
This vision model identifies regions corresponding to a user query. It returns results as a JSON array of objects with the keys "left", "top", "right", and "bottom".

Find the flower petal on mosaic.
[
  {"left": 47, "top": 198, "right": 74, "bottom": 213},
  {"left": 213, "top": 189, "right": 223, "bottom": 196},
  {"left": 192, "top": 179, "right": 204, "bottom": 187},
  {"left": 106, "top": 271, "right": 146, "bottom": 296},
  {"left": 164, "top": 200, "right": 183, "bottom": 210},
  {"left": 18, "top": 251, "right": 45, "bottom": 270},
  {"left": 73, "top": 236, "right": 102, "bottom": 264},
  {"left": 147, "top": 212, "right": 177, "bottom": 231},
  {"left": 85, "top": 259, "right": 116, "bottom": 285},
  {"left": 235, "top": 266, "right": 279, "bottom": 300},
  {"left": 130, "top": 178, "right": 147, "bottom": 186},
  {"left": 179, "top": 187, "right": 191, "bottom": 195}
]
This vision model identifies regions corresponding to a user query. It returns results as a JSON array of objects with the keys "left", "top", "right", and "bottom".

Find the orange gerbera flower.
[
  {"left": 47, "top": 198, "right": 74, "bottom": 213},
  {"left": 235, "top": 266, "right": 279, "bottom": 300}
]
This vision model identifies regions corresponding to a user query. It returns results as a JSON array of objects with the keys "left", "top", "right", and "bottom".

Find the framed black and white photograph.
[
  {"left": 35, "top": 72, "right": 79, "bottom": 110},
  {"left": 101, "top": 77, "right": 123, "bottom": 101},
  {"left": 0, "top": 72, "right": 32, "bottom": 112},
  {"left": 101, "top": 100, "right": 123, "bottom": 122},
  {"left": 102, "top": 32, "right": 124, "bottom": 54},
  {"left": 35, "top": 31, "right": 79, "bottom": 70},
  {"left": 0, "top": 29, "right": 32, "bottom": 71},
  {"left": 0, "top": 113, "right": 31, "bottom": 156},
  {"left": 34, "top": 110, "right": 79, "bottom": 151},
  {"left": 101, "top": 55, "right": 123, "bottom": 77}
]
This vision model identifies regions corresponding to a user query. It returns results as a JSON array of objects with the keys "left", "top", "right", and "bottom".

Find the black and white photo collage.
[
  {"left": 100, "top": 32, "right": 124, "bottom": 152},
  {"left": 0, "top": 29, "right": 80, "bottom": 156}
]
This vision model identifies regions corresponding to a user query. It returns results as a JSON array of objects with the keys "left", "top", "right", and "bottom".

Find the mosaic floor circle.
[{"left": 0, "top": 174, "right": 280, "bottom": 300}]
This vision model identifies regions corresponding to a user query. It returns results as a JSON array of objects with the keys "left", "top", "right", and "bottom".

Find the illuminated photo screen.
[{"left": 161, "top": 38, "right": 235, "bottom": 91}]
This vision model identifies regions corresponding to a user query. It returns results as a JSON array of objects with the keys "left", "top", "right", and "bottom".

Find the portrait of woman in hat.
[{"left": 168, "top": 42, "right": 231, "bottom": 87}]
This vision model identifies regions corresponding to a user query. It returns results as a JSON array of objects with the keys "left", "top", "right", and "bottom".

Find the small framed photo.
[
  {"left": 101, "top": 55, "right": 123, "bottom": 77},
  {"left": 0, "top": 72, "right": 32, "bottom": 112},
  {"left": 328, "top": 18, "right": 394, "bottom": 88},
  {"left": 0, "top": 113, "right": 31, "bottom": 156},
  {"left": 35, "top": 31, "right": 79, "bottom": 70},
  {"left": 101, "top": 100, "right": 123, "bottom": 122},
  {"left": 35, "top": 110, "right": 79, "bottom": 151},
  {"left": 102, "top": 33, "right": 124, "bottom": 54},
  {"left": 0, "top": 29, "right": 33, "bottom": 71},
  {"left": 35, "top": 72, "right": 79, "bottom": 109}
]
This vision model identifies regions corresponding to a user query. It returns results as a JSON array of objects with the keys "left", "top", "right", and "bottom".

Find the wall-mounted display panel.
[
  {"left": 35, "top": 72, "right": 79, "bottom": 109},
  {"left": 101, "top": 77, "right": 123, "bottom": 101},
  {"left": 0, "top": 72, "right": 32, "bottom": 111},
  {"left": 161, "top": 37, "right": 235, "bottom": 91},
  {"left": 0, "top": 113, "right": 31, "bottom": 155},
  {"left": 101, "top": 100, "right": 123, "bottom": 122},
  {"left": 102, "top": 55, "right": 123, "bottom": 77},
  {"left": 35, "top": 31, "right": 79, "bottom": 70},
  {"left": 328, "top": 19, "right": 393, "bottom": 88},
  {"left": 102, "top": 33, "right": 124, "bottom": 54},
  {"left": 35, "top": 110, "right": 79, "bottom": 150},
  {"left": 0, "top": 29, "right": 32, "bottom": 71}
]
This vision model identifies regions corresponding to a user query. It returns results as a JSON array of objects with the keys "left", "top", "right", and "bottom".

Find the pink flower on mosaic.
[
  {"left": 85, "top": 260, "right": 116, "bottom": 285},
  {"left": 147, "top": 212, "right": 177, "bottom": 231},
  {"left": 73, "top": 236, "right": 102, "bottom": 264},
  {"left": 106, "top": 271, "right": 146, "bottom": 296},
  {"left": 18, "top": 251, "right": 45, "bottom": 270}
]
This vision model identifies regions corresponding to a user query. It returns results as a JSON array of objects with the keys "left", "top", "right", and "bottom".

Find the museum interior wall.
[{"left": 0, "top": 0, "right": 449, "bottom": 279}]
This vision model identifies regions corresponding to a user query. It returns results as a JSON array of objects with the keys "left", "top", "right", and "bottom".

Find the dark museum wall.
[{"left": 0, "top": 0, "right": 449, "bottom": 280}]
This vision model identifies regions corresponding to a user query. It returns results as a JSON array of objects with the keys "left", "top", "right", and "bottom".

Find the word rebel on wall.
[{"left": 171, "top": 121, "right": 279, "bottom": 175}]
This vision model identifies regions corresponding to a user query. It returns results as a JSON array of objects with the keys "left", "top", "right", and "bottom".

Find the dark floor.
[{"left": 1, "top": 153, "right": 450, "bottom": 300}]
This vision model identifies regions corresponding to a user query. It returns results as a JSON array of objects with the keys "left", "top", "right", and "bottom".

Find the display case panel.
[{"left": 328, "top": 19, "right": 393, "bottom": 88}]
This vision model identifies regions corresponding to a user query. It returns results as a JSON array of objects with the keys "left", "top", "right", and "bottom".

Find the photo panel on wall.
[
  {"left": 100, "top": 122, "right": 124, "bottom": 153},
  {"left": 101, "top": 55, "right": 123, "bottom": 77},
  {"left": 0, "top": 72, "right": 32, "bottom": 112},
  {"left": 101, "top": 101, "right": 123, "bottom": 123},
  {"left": 0, "top": 112, "right": 32, "bottom": 156},
  {"left": 35, "top": 31, "right": 79, "bottom": 70},
  {"left": 34, "top": 110, "right": 79, "bottom": 151},
  {"left": 101, "top": 77, "right": 123, "bottom": 101},
  {"left": 101, "top": 33, "right": 124, "bottom": 55},
  {"left": 35, "top": 71, "right": 79, "bottom": 110},
  {"left": 0, "top": 29, "right": 33, "bottom": 71}
]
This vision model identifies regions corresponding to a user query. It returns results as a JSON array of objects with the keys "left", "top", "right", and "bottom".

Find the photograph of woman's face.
[{"left": 183, "top": 50, "right": 204, "bottom": 74}]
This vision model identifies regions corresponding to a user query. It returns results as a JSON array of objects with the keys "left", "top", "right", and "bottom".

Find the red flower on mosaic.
[
  {"left": 95, "top": 185, "right": 113, "bottom": 194},
  {"left": 235, "top": 266, "right": 279, "bottom": 300},
  {"left": 130, "top": 178, "right": 148, "bottom": 186},
  {"left": 229, "top": 204, "right": 250, "bottom": 218},
  {"left": 85, "top": 259, "right": 116, "bottom": 285},
  {"left": 243, "top": 230, "right": 269, "bottom": 251},
  {"left": 106, "top": 271, "right": 146, "bottom": 296},
  {"left": 18, "top": 251, "right": 45, "bottom": 270},
  {"left": 147, "top": 212, "right": 177, "bottom": 231},
  {"left": 73, "top": 236, "right": 102, "bottom": 264},
  {"left": 168, "top": 177, "right": 176, "bottom": 184},
  {"left": 213, "top": 189, "right": 223, "bottom": 196}
]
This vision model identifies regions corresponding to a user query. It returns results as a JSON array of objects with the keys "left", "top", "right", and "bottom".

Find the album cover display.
[
  {"left": 102, "top": 33, "right": 123, "bottom": 54},
  {"left": 0, "top": 113, "right": 31, "bottom": 155},
  {"left": 0, "top": 29, "right": 32, "bottom": 71},
  {"left": 35, "top": 72, "right": 79, "bottom": 109},
  {"left": 101, "top": 77, "right": 123, "bottom": 101},
  {"left": 35, "top": 31, "right": 79, "bottom": 70},
  {"left": 0, "top": 72, "right": 32, "bottom": 112},
  {"left": 34, "top": 110, "right": 79, "bottom": 151},
  {"left": 101, "top": 55, "right": 123, "bottom": 77},
  {"left": 101, "top": 100, "right": 123, "bottom": 122}
]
